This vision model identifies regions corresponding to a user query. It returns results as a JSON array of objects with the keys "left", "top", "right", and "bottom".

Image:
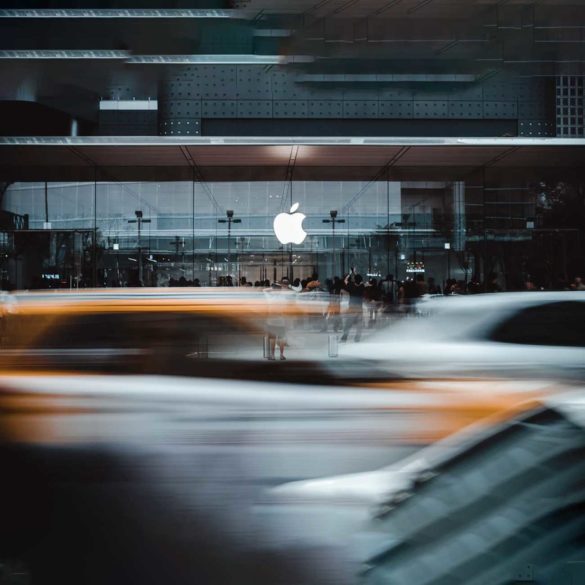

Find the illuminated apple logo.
[{"left": 273, "top": 202, "right": 307, "bottom": 245}]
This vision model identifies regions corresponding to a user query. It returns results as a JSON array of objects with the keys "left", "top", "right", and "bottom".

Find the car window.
[
  {"left": 2, "top": 311, "right": 250, "bottom": 351},
  {"left": 489, "top": 301, "right": 585, "bottom": 347}
]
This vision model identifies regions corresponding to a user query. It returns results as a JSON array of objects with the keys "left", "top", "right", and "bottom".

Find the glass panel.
[{"left": 2, "top": 176, "right": 581, "bottom": 293}]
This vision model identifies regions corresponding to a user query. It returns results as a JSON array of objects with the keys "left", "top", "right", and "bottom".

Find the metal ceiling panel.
[
  {"left": 296, "top": 145, "right": 403, "bottom": 166},
  {"left": 79, "top": 146, "right": 189, "bottom": 166},
  {"left": 491, "top": 146, "right": 585, "bottom": 167},
  {"left": 0, "top": 146, "right": 91, "bottom": 166},
  {"left": 395, "top": 146, "right": 508, "bottom": 166},
  {"left": 186, "top": 145, "right": 292, "bottom": 166},
  {"left": 1, "top": 138, "right": 583, "bottom": 183}
]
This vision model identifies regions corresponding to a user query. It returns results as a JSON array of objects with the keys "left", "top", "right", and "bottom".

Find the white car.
[{"left": 339, "top": 292, "right": 585, "bottom": 380}]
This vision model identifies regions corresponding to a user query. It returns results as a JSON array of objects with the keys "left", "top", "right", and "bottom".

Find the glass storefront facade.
[{"left": 1, "top": 177, "right": 583, "bottom": 291}]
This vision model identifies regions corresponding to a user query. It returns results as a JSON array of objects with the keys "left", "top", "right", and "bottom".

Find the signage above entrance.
[{"left": 273, "top": 202, "right": 307, "bottom": 245}]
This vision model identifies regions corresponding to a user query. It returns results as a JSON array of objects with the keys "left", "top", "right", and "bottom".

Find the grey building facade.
[{"left": 0, "top": 1, "right": 584, "bottom": 290}]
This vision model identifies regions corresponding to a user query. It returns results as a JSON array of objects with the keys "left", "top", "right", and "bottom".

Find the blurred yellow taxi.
[{"left": 0, "top": 288, "right": 327, "bottom": 377}]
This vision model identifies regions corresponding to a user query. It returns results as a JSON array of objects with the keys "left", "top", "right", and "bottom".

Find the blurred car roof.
[
  {"left": 1, "top": 287, "right": 328, "bottom": 317},
  {"left": 417, "top": 291, "right": 585, "bottom": 312}
]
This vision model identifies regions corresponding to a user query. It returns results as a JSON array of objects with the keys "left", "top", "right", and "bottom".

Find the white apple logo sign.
[{"left": 273, "top": 202, "right": 307, "bottom": 245}]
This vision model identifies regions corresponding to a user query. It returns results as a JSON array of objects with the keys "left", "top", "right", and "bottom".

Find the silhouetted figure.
[
  {"left": 467, "top": 277, "right": 481, "bottom": 294},
  {"left": 485, "top": 272, "right": 502, "bottom": 293},
  {"left": 364, "top": 278, "right": 381, "bottom": 327},
  {"left": 415, "top": 274, "right": 428, "bottom": 296},
  {"left": 305, "top": 273, "right": 321, "bottom": 291},
  {"left": 326, "top": 276, "right": 342, "bottom": 331},
  {"left": 264, "top": 282, "right": 287, "bottom": 360},
  {"left": 128, "top": 270, "right": 143, "bottom": 287},
  {"left": 400, "top": 278, "right": 419, "bottom": 311},
  {"left": 427, "top": 277, "right": 441, "bottom": 295},
  {"left": 341, "top": 271, "right": 364, "bottom": 342},
  {"left": 290, "top": 278, "right": 302, "bottom": 292},
  {"left": 524, "top": 275, "right": 537, "bottom": 291},
  {"left": 380, "top": 274, "right": 395, "bottom": 312}
]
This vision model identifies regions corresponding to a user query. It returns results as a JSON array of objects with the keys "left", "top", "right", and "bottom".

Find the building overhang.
[{"left": 1, "top": 136, "right": 584, "bottom": 183}]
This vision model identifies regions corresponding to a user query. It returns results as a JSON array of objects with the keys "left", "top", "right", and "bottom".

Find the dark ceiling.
[{"left": 1, "top": 137, "right": 583, "bottom": 182}]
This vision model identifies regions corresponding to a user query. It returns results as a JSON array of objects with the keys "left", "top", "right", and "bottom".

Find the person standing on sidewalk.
[
  {"left": 326, "top": 276, "right": 343, "bottom": 332},
  {"left": 341, "top": 270, "right": 365, "bottom": 342},
  {"left": 263, "top": 281, "right": 288, "bottom": 360}
]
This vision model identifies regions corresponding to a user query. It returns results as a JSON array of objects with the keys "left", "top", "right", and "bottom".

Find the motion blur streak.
[
  {"left": 0, "top": 376, "right": 559, "bottom": 585},
  {"left": 0, "top": 375, "right": 551, "bottom": 446},
  {"left": 0, "top": 289, "right": 584, "bottom": 584},
  {"left": 0, "top": 374, "right": 447, "bottom": 585},
  {"left": 340, "top": 292, "right": 585, "bottom": 381}
]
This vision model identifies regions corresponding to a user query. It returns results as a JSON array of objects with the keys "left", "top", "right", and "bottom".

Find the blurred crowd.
[
  {"left": 161, "top": 268, "right": 585, "bottom": 360},
  {"left": 170, "top": 270, "right": 585, "bottom": 294}
]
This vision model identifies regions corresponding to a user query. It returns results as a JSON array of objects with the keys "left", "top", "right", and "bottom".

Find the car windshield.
[{"left": 489, "top": 301, "right": 585, "bottom": 347}]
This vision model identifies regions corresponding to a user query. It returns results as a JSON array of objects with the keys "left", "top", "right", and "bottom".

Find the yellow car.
[{"left": 0, "top": 288, "right": 327, "bottom": 378}]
